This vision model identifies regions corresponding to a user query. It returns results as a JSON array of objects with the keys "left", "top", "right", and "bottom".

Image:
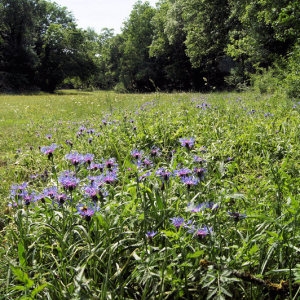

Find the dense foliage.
[
  {"left": 0, "top": 91, "right": 299, "bottom": 299},
  {"left": 0, "top": 0, "right": 299, "bottom": 94},
  {"left": 0, "top": 0, "right": 99, "bottom": 92}
]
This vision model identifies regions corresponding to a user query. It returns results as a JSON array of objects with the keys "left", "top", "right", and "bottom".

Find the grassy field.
[{"left": 0, "top": 90, "right": 299, "bottom": 299}]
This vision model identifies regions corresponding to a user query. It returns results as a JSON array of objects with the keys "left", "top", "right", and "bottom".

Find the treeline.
[{"left": 0, "top": 0, "right": 299, "bottom": 96}]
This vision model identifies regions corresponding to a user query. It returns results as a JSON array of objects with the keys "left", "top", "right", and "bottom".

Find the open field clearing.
[{"left": 0, "top": 91, "right": 299, "bottom": 299}]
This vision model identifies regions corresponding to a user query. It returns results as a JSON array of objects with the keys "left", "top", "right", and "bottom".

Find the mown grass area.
[{"left": 0, "top": 90, "right": 299, "bottom": 299}]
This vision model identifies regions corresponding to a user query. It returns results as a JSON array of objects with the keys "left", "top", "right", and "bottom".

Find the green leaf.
[
  {"left": 10, "top": 265, "right": 34, "bottom": 288},
  {"left": 18, "top": 242, "right": 26, "bottom": 268},
  {"left": 96, "top": 214, "right": 108, "bottom": 229},
  {"left": 30, "top": 283, "right": 48, "bottom": 298},
  {"left": 161, "top": 230, "right": 179, "bottom": 239},
  {"left": 187, "top": 250, "right": 205, "bottom": 259},
  {"left": 248, "top": 244, "right": 259, "bottom": 255}
]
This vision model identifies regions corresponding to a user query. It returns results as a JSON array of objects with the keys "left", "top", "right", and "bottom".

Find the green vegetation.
[
  {"left": 0, "top": 0, "right": 299, "bottom": 96},
  {"left": 0, "top": 91, "right": 300, "bottom": 299}
]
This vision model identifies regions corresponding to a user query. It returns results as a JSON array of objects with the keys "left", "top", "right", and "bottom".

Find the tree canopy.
[{"left": 0, "top": 0, "right": 299, "bottom": 95}]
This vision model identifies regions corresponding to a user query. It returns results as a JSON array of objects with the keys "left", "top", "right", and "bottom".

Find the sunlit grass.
[{"left": 0, "top": 90, "right": 299, "bottom": 299}]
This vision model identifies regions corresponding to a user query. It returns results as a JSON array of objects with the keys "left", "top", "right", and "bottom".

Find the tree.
[
  {"left": 38, "top": 23, "right": 99, "bottom": 92},
  {"left": 88, "top": 28, "right": 120, "bottom": 90},
  {"left": 0, "top": 0, "right": 98, "bottom": 92},
  {"left": 0, "top": 0, "right": 39, "bottom": 90},
  {"left": 226, "top": 0, "right": 300, "bottom": 73},
  {"left": 118, "top": 1, "right": 156, "bottom": 92},
  {"left": 150, "top": 0, "right": 201, "bottom": 90},
  {"left": 180, "top": 0, "right": 233, "bottom": 89}
]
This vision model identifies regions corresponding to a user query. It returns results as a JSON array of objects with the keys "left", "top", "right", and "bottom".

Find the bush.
[
  {"left": 252, "top": 68, "right": 281, "bottom": 94},
  {"left": 283, "top": 42, "right": 300, "bottom": 99}
]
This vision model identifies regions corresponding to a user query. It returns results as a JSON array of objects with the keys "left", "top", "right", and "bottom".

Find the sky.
[{"left": 53, "top": 0, "right": 158, "bottom": 34}]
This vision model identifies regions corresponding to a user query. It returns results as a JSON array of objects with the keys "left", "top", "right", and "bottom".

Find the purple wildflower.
[
  {"left": 175, "top": 168, "right": 191, "bottom": 177},
  {"left": 54, "top": 193, "right": 68, "bottom": 205},
  {"left": 78, "top": 125, "right": 87, "bottom": 133},
  {"left": 104, "top": 158, "right": 118, "bottom": 169},
  {"left": 10, "top": 182, "right": 28, "bottom": 200},
  {"left": 87, "top": 128, "right": 95, "bottom": 134},
  {"left": 199, "top": 146, "right": 207, "bottom": 153},
  {"left": 156, "top": 167, "right": 172, "bottom": 182},
  {"left": 34, "top": 192, "right": 47, "bottom": 203},
  {"left": 139, "top": 171, "right": 151, "bottom": 182},
  {"left": 179, "top": 137, "right": 195, "bottom": 149},
  {"left": 83, "top": 185, "right": 99, "bottom": 201},
  {"left": 65, "top": 152, "right": 84, "bottom": 166},
  {"left": 43, "top": 186, "right": 58, "bottom": 199},
  {"left": 65, "top": 139, "right": 73, "bottom": 148},
  {"left": 196, "top": 102, "right": 211, "bottom": 110},
  {"left": 187, "top": 202, "right": 218, "bottom": 213},
  {"left": 21, "top": 191, "right": 36, "bottom": 206},
  {"left": 88, "top": 175, "right": 105, "bottom": 188},
  {"left": 141, "top": 157, "right": 153, "bottom": 168},
  {"left": 194, "top": 226, "right": 212, "bottom": 238},
  {"left": 181, "top": 176, "right": 199, "bottom": 189},
  {"left": 77, "top": 203, "right": 98, "bottom": 221},
  {"left": 88, "top": 162, "right": 105, "bottom": 172},
  {"left": 10, "top": 185, "right": 35, "bottom": 206},
  {"left": 193, "top": 156, "right": 206, "bottom": 164},
  {"left": 103, "top": 171, "right": 118, "bottom": 184},
  {"left": 59, "top": 172, "right": 80, "bottom": 191},
  {"left": 82, "top": 153, "right": 94, "bottom": 165},
  {"left": 150, "top": 147, "right": 161, "bottom": 157},
  {"left": 187, "top": 203, "right": 205, "bottom": 213},
  {"left": 131, "top": 149, "right": 143, "bottom": 160},
  {"left": 193, "top": 167, "right": 206, "bottom": 179},
  {"left": 264, "top": 112, "right": 274, "bottom": 117},
  {"left": 170, "top": 217, "right": 185, "bottom": 229},
  {"left": 40, "top": 143, "right": 58, "bottom": 159},
  {"left": 225, "top": 157, "right": 234, "bottom": 162},
  {"left": 146, "top": 231, "right": 157, "bottom": 239}
]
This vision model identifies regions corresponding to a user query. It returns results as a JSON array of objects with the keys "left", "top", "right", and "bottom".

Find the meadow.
[{"left": 0, "top": 90, "right": 299, "bottom": 299}]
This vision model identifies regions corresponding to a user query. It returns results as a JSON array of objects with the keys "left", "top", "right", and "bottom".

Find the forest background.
[{"left": 0, "top": 0, "right": 299, "bottom": 97}]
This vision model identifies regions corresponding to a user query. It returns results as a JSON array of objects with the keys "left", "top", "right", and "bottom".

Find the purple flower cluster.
[
  {"left": 170, "top": 217, "right": 186, "bottom": 229},
  {"left": 145, "top": 231, "right": 157, "bottom": 239},
  {"left": 187, "top": 202, "right": 218, "bottom": 213},
  {"left": 58, "top": 171, "right": 80, "bottom": 191},
  {"left": 88, "top": 162, "right": 105, "bottom": 172},
  {"left": 196, "top": 102, "right": 211, "bottom": 110},
  {"left": 175, "top": 168, "right": 191, "bottom": 177},
  {"left": 10, "top": 182, "right": 37, "bottom": 206},
  {"left": 150, "top": 146, "right": 161, "bottom": 157},
  {"left": 65, "top": 152, "right": 94, "bottom": 166},
  {"left": 170, "top": 216, "right": 212, "bottom": 239},
  {"left": 193, "top": 155, "right": 206, "bottom": 164},
  {"left": 194, "top": 226, "right": 212, "bottom": 238},
  {"left": 131, "top": 149, "right": 143, "bottom": 160},
  {"left": 40, "top": 143, "right": 59, "bottom": 159},
  {"left": 156, "top": 167, "right": 172, "bottom": 182},
  {"left": 180, "top": 176, "right": 199, "bottom": 189},
  {"left": 104, "top": 157, "right": 118, "bottom": 169},
  {"left": 10, "top": 182, "right": 69, "bottom": 207},
  {"left": 193, "top": 167, "right": 207, "bottom": 180},
  {"left": 77, "top": 203, "right": 99, "bottom": 221},
  {"left": 10, "top": 182, "right": 28, "bottom": 199},
  {"left": 179, "top": 137, "right": 195, "bottom": 150}
]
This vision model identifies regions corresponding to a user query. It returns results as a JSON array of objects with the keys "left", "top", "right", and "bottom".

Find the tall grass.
[{"left": 0, "top": 90, "right": 299, "bottom": 299}]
